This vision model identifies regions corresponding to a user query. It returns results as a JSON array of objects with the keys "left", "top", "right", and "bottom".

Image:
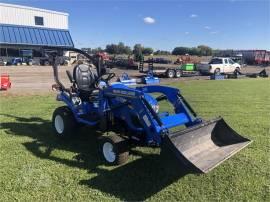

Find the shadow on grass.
[
  {"left": 1, "top": 114, "right": 193, "bottom": 200},
  {"left": 80, "top": 154, "right": 191, "bottom": 201}
]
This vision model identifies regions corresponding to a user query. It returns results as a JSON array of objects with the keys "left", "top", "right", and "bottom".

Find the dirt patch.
[{"left": 0, "top": 65, "right": 269, "bottom": 96}]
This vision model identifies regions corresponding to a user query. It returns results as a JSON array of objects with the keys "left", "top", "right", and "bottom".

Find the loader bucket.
[{"left": 161, "top": 118, "right": 251, "bottom": 173}]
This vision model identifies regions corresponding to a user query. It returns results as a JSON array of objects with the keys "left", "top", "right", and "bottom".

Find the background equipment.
[
  {"left": 116, "top": 72, "right": 137, "bottom": 86},
  {"left": 0, "top": 74, "right": 11, "bottom": 90}
]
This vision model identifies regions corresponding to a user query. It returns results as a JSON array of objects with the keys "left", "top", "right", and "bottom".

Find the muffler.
[{"left": 161, "top": 117, "right": 252, "bottom": 173}]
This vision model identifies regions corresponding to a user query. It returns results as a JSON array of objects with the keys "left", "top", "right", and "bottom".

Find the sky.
[{"left": 1, "top": 0, "right": 270, "bottom": 51}]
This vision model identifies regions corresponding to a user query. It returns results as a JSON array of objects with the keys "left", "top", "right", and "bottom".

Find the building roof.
[
  {"left": 0, "top": 24, "right": 74, "bottom": 48},
  {"left": 0, "top": 3, "right": 68, "bottom": 16}
]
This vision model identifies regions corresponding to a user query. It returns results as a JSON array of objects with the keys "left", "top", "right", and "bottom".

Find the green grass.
[{"left": 0, "top": 79, "right": 269, "bottom": 201}]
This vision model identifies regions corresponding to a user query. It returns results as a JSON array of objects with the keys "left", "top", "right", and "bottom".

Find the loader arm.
[{"left": 136, "top": 85, "right": 202, "bottom": 126}]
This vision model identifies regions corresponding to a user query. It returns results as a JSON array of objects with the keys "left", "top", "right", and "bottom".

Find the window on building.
[{"left": 35, "top": 16, "right": 44, "bottom": 26}]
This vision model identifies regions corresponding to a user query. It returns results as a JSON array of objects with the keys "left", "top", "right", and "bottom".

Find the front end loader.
[{"left": 49, "top": 48, "right": 251, "bottom": 173}]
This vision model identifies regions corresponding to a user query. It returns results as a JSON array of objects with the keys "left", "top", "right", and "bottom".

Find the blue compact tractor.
[{"left": 50, "top": 48, "right": 251, "bottom": 173}]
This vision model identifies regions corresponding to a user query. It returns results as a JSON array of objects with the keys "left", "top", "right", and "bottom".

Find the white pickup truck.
[{"left": 197, "top": 57, "right": 241, "bottom": 74}]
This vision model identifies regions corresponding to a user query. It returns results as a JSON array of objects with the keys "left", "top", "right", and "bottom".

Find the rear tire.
[
  {"left": 99, "top": 135, "right": 129, "bottom": 165},
  {"left": 214, "top": 68, "right": 221, "bottom": 75},
  {"left": 175, "top": 70, "right": 182, "bottom": 78},
  {"left": 166, "top": 69, "right": 175, "bottom": 78},
  {"left": 52, "top": 106, "right": 76, "bottom": 138},
  {"left": 235, "top": 67, "right": 240, "bottom": 72}
]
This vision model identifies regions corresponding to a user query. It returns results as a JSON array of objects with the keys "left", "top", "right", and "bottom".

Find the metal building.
[{"left": 0, "top": 3, "right": 73, "bottom": 65}]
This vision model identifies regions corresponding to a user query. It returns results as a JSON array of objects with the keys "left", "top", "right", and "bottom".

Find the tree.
[
  {"left": 189, "top": 47, "right": 200, "bottom": 55},
  {"left": 133, "top": 44, "right": 144, "bottom": 61},
  {"left": 105, "top": 42, "right": 132, "bottom": 54},
  {"left": 120, "top": 42, "right": 132, "bottom": 55},
  {"left": 197, "top": 45, "right": 212, "bottom": 56},
  {"left": 172, "top": 47, "right": 190, "bottom": 55},
  {"left": 142, "top": 47, "right": 154, "bottom": 55},
  {"left": 154, "top": 50, "right": 171, "bottom": 55},
  {"left": 172, "top": 45, "right": 213, "bottom": 56},
  {"left": 105, "top": 44, "right": 118, "bottom": 54}
]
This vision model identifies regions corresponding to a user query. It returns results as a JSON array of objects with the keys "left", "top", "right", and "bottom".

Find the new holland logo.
[{"left": 112, "top": 90, "right": 136, "bottom": 97}]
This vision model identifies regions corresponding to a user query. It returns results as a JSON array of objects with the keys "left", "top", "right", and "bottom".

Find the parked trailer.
[
  {"left": 224, "top": 50, "right": 270, "bottom": 65},
  {"left": 255, "top": 50, "right": 266, "bottom": 64},
  {"left": 255, "top": 50, "right": 270, "bottom": 65},
  {"left": 139, "top": 59, "right": 199, "bottom": 78},
  {"left": 265, "top": 51, "right": 270, "bottom": 64}
]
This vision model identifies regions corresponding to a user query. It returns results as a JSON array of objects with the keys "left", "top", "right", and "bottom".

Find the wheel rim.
[
  {"left": 168, "top": 71, "right": 174, "bottom": 77},
  {"left": 103, "top": 142, "right": 116, "bottom": 163},
  {"left": 55, "top": 115, "right": 64, "bottom": 134},
  {"left": 176, "top": 71, "right": 181, "bottom": 77}
]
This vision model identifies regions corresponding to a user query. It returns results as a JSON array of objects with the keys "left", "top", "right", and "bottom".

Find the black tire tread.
[
  {"left": 52, "top": 106, "right": 76, "bottom": 138},
  {"left": 100, "top": 135, "right": 129, "bottom": 165}
]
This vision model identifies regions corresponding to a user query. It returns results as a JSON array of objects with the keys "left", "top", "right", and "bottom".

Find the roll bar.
[{"left": 46, "top": 47, "right": 104, "bottom": 91}]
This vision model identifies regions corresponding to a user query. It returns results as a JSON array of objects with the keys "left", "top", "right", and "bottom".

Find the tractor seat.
[{"left": 73, "top": 64, "right": 97, "bottom": 100}]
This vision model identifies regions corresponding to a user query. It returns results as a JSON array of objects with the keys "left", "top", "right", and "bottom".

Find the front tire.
[
  {"left": 166, "top": 69, "right": 175, "bottom": 78},
  {"left": 99, "top": 135, "right": 129, "bottom": 165},
  {"left": 52, "top": 106, "right": 76, "bottom": 138}
]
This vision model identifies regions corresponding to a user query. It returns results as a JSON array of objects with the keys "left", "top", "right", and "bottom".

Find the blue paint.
[{"left": 56, "top": 82, "right": 202, "bottom": 146}]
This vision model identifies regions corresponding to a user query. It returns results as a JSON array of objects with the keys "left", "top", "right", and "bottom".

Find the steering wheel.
[
  {"left": 95, "top": 72, "right": 116, "bottom": 88},
  {"left": 106, "top": 72, "right": 116, "bottom": 81}
]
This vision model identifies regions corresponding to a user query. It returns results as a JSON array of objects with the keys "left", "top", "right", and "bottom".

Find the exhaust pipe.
[{"left": 161, "top": 117, "right": 252, "bottom": 173}]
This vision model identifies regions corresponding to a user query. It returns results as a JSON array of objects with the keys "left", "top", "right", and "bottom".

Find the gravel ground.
[{"left": 0, "top": 64, "right": 269, "bottom": 95}]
